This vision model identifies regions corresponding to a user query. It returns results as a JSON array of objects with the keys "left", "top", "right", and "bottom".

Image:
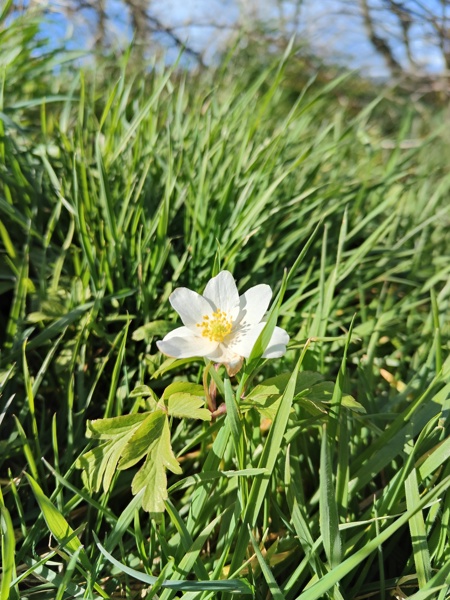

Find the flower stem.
[{"left": 203, "top": 361, "right": 217, "bottom": 412}]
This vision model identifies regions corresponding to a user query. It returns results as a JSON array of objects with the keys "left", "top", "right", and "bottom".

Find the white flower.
[{"left": 157, "top": 271, "right": 289, "bottom": 370}]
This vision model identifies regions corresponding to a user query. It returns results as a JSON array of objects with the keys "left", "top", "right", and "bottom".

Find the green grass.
[{"left": 1, "top": 7, "right": 450, "bottom": 600}]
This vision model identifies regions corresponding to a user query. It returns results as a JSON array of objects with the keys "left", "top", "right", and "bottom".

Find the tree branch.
[{"left": 359, "top": 0, "right": 402, "bottom": 74}]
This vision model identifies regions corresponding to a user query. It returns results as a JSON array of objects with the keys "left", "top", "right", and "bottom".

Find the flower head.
[{"left": 157, "top": 271, "right": 289, "bottom": 372}]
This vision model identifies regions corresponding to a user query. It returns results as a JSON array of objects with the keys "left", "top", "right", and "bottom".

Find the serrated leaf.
[
  {"left": 86, "top": 412, "right": 149, "bottom": 439},
  {"left": 77, "top": 413, "right": 151, "bottom": 492},
  {"left": 77, "top": 425, "right": 139, "bottom": 493},
  {"left": 103, "top": 433, "right": 137, "bottom": 492},
  {"left": 78, "top": 407, "right": 182, "bottom": 512},
  {"left": 131, "top": 414, "right": 182, "bottom": 513},
  {"left": 167, "top": 392, "right": 211, "bottom": 421},
  {"left": 77, "top": 442, "right": 110, "bottom": 492},
  {"left": 132, "top": 320, "right": 173, "bottom": 341},
  {"left": 118, "top": 410, "right": 166, "bottom": 470},
  {"left": 162, "top": 381, "right": 205, "bottom": 400}
]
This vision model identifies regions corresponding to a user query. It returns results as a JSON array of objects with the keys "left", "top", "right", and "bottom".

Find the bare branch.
[
  {"left": 359, "top": 0, "right": 402, "bottom": 74},
  {"left": 146, "top": 13, "right": 206, "bottom": 67}
]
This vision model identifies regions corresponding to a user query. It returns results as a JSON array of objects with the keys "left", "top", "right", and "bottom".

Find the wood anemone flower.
[{"left": 157, "top": 270, "right": 289, "bottom": 373}]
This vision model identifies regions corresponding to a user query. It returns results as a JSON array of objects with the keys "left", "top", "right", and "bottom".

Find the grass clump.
[{"left": 1, "top": 9, "right": 450, "bottom": 600}]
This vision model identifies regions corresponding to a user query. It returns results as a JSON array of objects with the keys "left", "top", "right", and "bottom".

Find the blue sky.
[{"left": 34, "top": 0, "right": 447, "bottom": 77}]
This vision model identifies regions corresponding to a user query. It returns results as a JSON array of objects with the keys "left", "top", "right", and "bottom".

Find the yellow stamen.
[{"left": 197, "top": 308, "right": 232, "bottom": 342}]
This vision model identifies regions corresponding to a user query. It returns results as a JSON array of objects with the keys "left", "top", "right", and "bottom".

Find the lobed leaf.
[
  {"left": 131, "top": 414, "right": 182, "bottom": 513},
  {"left": 168, "top": 393, "right": 211, "bottom": 421},
  {"left": 118, "top": 410, "right": 166, "bottom": 470},
  {"left": 85, "top": 412, "right": 149, "bottom": 439}
]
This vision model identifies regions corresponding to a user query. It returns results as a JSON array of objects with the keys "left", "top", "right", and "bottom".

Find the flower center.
[{"left": 197, "top": 308, "right": 233, "bottom": 342}]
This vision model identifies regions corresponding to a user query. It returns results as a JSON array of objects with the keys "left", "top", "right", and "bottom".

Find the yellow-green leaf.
[
  {"left": 341, "top": 394, "right": 366, "bottom": 413},
  {"left": 162, "top": 381, "right": 204, "bottom": 400},
  {"left": 167, "top": 393, "right": 211, "bottom": 421},
  {"left": 25, "top": 474, "right": 91, "bottom": 571},
  {"left": 131, "top": 414, "right": 182, "bottom": 513},
  {"left": 118, "top": 410, "right": 166, "bottom": 470},
  {"left": 0, "top": 503, "right": 15, "bottom": 600},
  {"left": 129, "top": 384, "right": 158, "bottom": 400},
  {"left": 76, "top": 442, "right": 110, "bottom": 492},
  {"left": 86, "top": 412, "right": 149, "bottom": 439}
]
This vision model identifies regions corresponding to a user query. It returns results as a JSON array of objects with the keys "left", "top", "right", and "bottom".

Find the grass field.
[{"left": 1, "top": 6, "right": 450, "bottom": 600}]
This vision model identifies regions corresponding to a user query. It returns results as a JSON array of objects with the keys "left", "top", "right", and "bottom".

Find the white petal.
[
  {"left": 262, "top": 327, "right": 290, "bottom": 358},
  {"left": 238, "top": 284, "right": 272, "bottom": 325},
  {"left": 228, "top": 323, "right": 289, "bottom": 358},
  {"left": 227, "top": 322, "right": 265, "bottom": 357},
  {"left": 203, "top": 271, "right": 240, "bottom": 314},
  {"left": 157, "top": 326, "right": 218, "bottom": 359},
  {"left": 169, "top": 287, "right": 214, "bottom": 331},
  {"left": 206, "top": 343, "right": 242, "bottom": 365}
]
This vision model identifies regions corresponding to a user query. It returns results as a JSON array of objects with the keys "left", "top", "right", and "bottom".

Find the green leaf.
[
  {"left": 78, "top": 408, "right": 183, "bottom": 512},
  {"left": 248, "top": 528, "right": 285, "bottom": 600},
  {"left": 296, "top": 396, "right": 328, "bottom": 417},
  {"left": 162, "top": 381, "right": 205, "bottom": 400},
  {"left": 162, "top": 381, "right": 210, "bottom": 420},
  {"left": 245, "top": 373, "right": 292, "bottom": 400},
  {"left": 77, "top": 414, "right": 150, "bottom": 492},
  {"left": 129, "top": 384, "right": 158, "bottom": 399},
  {"left": 304, "top": 381, "right": 333, "bottom": 401},
  {"left": 86, "top": 413, "right": 149, "bottom": 439},
  {"left": 25, "top": 474, "right": 92, "bottom": 571},
  {"left": 229, "top": 353, "right": 303, "bottom": 574},
  {"left": 340, "top": 394, "right": 366, "bottom": 413},
  {"left": 245, "top": 371, "right": 323, "bottom": 404},
  {"left": 405, "top": 467, "right": 432, "bottom": 588},
  {"left": 11, "top": 557, "right": 98, "bottom": 600},
  {"left": 93, "top": 533, "right": 252, "bottom": 593},
  {"left": 130, "top": 413, "right": 182, "bottom": 513},
  {"left": 0, "top": 502, "right": 15, "bottom": 600},
  {"left": 132, "top": 320, "right": 173, "bottom": 341},
  {"left": 242, "top": 371, "right": 343, "bottom": 419},
  {"left": 152, "top": 357, "right": 199, "bottom": 379},
  {"left": 168, "top": 393, "right": 211, "bottom": 421},
  {"left": 298, "top": 474, "right": 450, "bottom": 600},
  {"left": 319, "top": 424, "right": 342, "bottom": 568},
  {"left": 302, "top": 380, "right": 365, "bottom": 414},
  {"left": 418, "top": 436, "right": 450, "bottom": 481},
  {"left": 224, "top": 377, "right": 245, "bottom": 470},
  {"left": 406, "top": 562, "right": 450, "bottom": 600},
  {"left": 77, "top": 442, "right": 117, "bottom": 493},
  {"left": 118, "top": 410, "right": 167, "bottom": 470}
]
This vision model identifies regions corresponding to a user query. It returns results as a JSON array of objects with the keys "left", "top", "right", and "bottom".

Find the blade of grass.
[{"left": 296, "top": 473, "right": 450, "bottom": 600}]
